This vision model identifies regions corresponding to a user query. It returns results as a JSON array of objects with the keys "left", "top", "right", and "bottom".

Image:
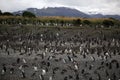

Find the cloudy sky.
[{"left": 0, "top": 0, "right": 120, "bottom": 15}]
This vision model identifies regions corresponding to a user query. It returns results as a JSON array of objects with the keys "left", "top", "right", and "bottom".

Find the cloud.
[{"left": 0, "top": 0, "right": 120, "bottom": 15}]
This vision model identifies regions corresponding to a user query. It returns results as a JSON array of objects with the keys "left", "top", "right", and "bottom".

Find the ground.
[{"left": 0, "top": 26, "right": 120, "bottom": 80}]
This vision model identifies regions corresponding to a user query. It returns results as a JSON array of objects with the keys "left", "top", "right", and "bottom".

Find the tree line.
[
  {"left": 0, "top": 10, "right": 120, "bottom": 28},
  {"left": 0, "top": 10, "right": 36, "bottom": 18}
]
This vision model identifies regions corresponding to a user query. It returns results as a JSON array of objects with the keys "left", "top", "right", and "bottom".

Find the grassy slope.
[{"left": 0, "top": 16, "right": 118, "bottom": 23}]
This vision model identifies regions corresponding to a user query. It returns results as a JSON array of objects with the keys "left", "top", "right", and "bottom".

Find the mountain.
[
  {"left": 13, "top": 7, "right": 120, "bottom": 20},
  {"left": 90, "top": 14, "right": 104, "bottom": 18},
  {"left": 13, "top": 7, "right": 90, "bottom": 18},
  {"left": 104, "top": 15, "right": 120, "bottom": 20},
  {"left": 90, "top": 14, "right": 120, "bottom": 20}
]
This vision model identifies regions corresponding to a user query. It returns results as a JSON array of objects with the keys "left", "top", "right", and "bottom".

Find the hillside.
[
  {"left": 13, "top": 7, "right": 90, "bottom": 18},
  {"left": 13, "top": 7, "right": 120, "bottom": 20}
]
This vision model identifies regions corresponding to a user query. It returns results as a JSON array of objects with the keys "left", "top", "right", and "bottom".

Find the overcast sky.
[{"left": 0, "top": 0, "right": 120, "bottom": 15}]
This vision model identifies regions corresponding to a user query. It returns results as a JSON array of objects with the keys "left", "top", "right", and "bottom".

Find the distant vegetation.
[
  {"left": 83, "top": 20, "right": 91, "bottom": 25},
  {"left": 22, "top": 11, "right": 36, "bottom": 18},
  {"left": 0, "top": 10, "right": 2, "bottom": 15},
  {"left": 0, "top": 10, "right": 120, "bottom": 28},
  {"left": 2, "top": 12, "right": 13, "bottom": 16},
  {"left": 0, "top": 10, "right": 13, "bottom": 16},
  {"left": 102, "top": 19, "right": 114, "bottom": 27}
]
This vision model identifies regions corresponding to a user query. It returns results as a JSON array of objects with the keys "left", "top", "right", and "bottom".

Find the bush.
[
  {"left": 102, "top": 20, "right": 114, "bottom": 27},
  {"left": 22, "top": 11, "right": 36, "bottom": 18},
  {"left": 2, "top": 12, "right": 13, "bottom": 16},
  {"left": 83, "top": 20, "right": 91, "bottom": 25},
  {"left": 0, "top": 10, "right": 2, "bottom": 15},
  {"left": 73, "top": 19, "right": 81, "bottom": 26}
]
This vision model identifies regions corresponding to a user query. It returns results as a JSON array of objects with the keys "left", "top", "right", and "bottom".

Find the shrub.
[
  {"left": 83, "top": 20, "right": 91, "bottom": 25},
  {"left": 73, "top": 19, "right": 81, "bottom": 26},
  {"left": 102, "top": 20, "right": 114, "bottom": 27},
  {"left": 22, "top": 11, "right": 36, "bottom": 18},
  {"left": 2, "top": 12, "right": 13, "bottom": 16}
]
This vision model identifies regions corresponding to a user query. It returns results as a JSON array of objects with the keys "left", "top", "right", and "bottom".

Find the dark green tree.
[
  {"left": 22, "top": 11, "right": 36, "bottom": 18},
  {"left": 60, "top": 20, "right": 65, "bottom": 26},
  {"left": 73, "top": 19, "right": 81, "bottom": 26},
  {"left": 102, "top": 20, "right": 114, "bottom": 27},
  {"left": 83, "top": 20, "right": 91, "bottom": 25},
  {"left": 0, "top": 10, "right": 2, "bottom": 15},
  {"left": 2, "top": 12, "right": 13, "bottom": 16}
]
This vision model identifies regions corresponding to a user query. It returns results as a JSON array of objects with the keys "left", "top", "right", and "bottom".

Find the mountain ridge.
[{"left": 13, "top": 7, "right": 120, "bottom": 20}]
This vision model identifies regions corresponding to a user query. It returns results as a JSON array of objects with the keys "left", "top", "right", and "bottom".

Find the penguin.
[
  {"left": 21, "top": 70, "right": 26, "bottom": 78},
  {"left": 49, "top": 76, "right": 52, "bottom": 80},
  {"left": 42, "top": 69, "right": 46, "bottom": 75},
  {"left": 1, "top": 64, "right": 6, "bottom": 75},
  {"left": 39, "top": 74, "right": 44, "bottom": 80},
  {"left": 22, "top": 58, "right": 27, "bottom": 64}
]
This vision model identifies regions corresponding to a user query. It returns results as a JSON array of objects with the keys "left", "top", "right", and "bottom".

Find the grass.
[{"left": 0, "top": 16, "right": 119, "bottom": 24}]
